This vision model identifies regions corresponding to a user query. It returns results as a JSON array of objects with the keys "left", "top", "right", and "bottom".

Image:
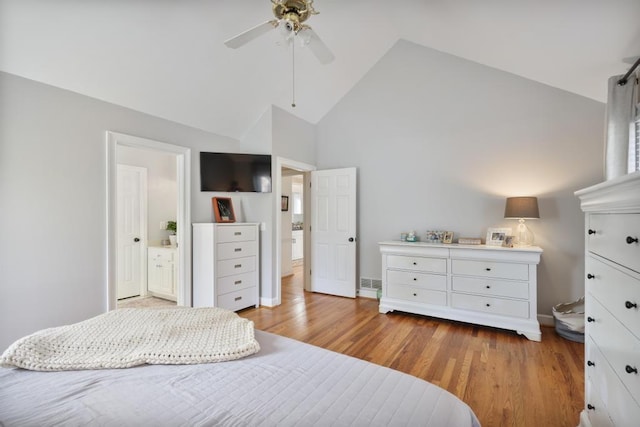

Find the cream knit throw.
[{"left": 0, "top": 307, "right": 260, "bottom": 371}]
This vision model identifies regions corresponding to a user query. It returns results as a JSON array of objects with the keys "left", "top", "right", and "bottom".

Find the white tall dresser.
[
  {"left": 576, "top": 171, "right": 640, "bottom": 426},
  {"left": 192, "top": 223, "right": 260, "bottom": 311}
]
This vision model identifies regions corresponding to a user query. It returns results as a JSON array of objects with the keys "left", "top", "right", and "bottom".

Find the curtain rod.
[{"left": 618, "top": 57, "right": 640, "bottom": 86}]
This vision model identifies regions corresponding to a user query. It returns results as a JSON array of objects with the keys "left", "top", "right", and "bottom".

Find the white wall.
[
  {"left": 117, "top": 146, "right": 177, "bottom": 244},
  {"left": 316, "top": 40, "right": 605, "bottom": 318},
  {"left": 0, "top": 71, "right": 273, "bottom": 352},
  {"left": 272, "top": 106, "right": 316, "bottom": 165}
]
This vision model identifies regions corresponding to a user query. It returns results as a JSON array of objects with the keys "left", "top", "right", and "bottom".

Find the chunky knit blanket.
[{"left": 0, "top": 307, "right": 260, "bottom": 371}]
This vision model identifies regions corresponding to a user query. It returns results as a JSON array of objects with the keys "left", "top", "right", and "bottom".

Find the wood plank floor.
[{"left": 241, "top": 265, "right": 585, "bottom": 426}]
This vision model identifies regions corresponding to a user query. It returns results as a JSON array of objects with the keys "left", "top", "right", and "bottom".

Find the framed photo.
[
  {"left": 212, "top": 197, "right": 236, "bottom": 223},
  {"left": 486, "top": 227, "right": 512, "bottom": 246},
  {"left": 442, "top": 231, "right": 454, "bottom": 244},
  {"left": 281, "top": 195, "right": 289, "bottom": 212}
]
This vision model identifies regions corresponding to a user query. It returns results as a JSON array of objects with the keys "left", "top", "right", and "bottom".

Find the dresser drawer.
[
  {"left": 217, "top": 241, "right": 257, "bottom": 260},
  {"left": 216, "top": 225, "right": 257, "bottom": 243},
  {"left": 451, "top": 259, "right": 528, "bottom": 281},
  {"left": 588, "top": 213, "right": 640, "bottom": 273},
  {"left": 216, "top": 256, "right": 256, "bottom": 278},
  {"left": 585, "top": 336, "right": 640, "bottom": 426},
  {"left": 386, "top": 255, "right": 446, "bottom": 274},
  {"left": 216, "top": 271, "right": 256, "bottom": 295},
  {"left": 585, "top": 377, "right": 614, "bottom": 427},
  {"left": 587, "top": 256, "right": 640, "bottom": 340},
  {"left": 217, "top": 287, "right": 257, "bottom": 311},
  {"left": 451, "top": 293, "right": 529, "bottom": 318},
  {"left": 387, "top": 285, "right": 447, "bottom": 306},
  {"left": 452, "top": 276, "right": 529, "bottom": 299},
  {"left": 386, "top": 270, "right": 446, "bottom": 291},
  {"left": 587, "top": 296, "right": 640, "bottom": 404}
]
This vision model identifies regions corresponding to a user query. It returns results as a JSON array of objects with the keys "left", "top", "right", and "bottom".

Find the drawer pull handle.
[
  {"left": 413, "top": 277, "right": 417, "bottom": 281},
  {"left": 234, "top": 280, "right": 242, "bottom": 285},
  {"left": 587, "top": 360, "right": 595, "bottom": 367},
  {"left": 413, "top": 262, "right": 417, "bottom": 266},
  {"left": 234, "top": 264, "right": 242, "bottom": 268},
  {"left": 413, "top": 293, "right": 417, "bottom": 297},
  {"left": 627, "top": 236, "right": 639, "bottom": 244},
  {"left": 234, "top": 232, "right": 242, "bottom": 236},
  {"left": 587, "top": 316, "right": 595, "bottom": 323},
  {"left": 486, "top": 285, "right": 491, "bottom": 289},
  {"left": 588, "top": 229, "right": 596, "bottom": 235},
  {"left": 234, "top": 296, "right": 242, "bottom": 301},
  {"left": 625, "top": 301, "right": 637, "bottom": 309},
  {"left": 587, "top": 274, "right": 595, "bottom": 279},
  {"left": 587, "top": 404, "right": 595, "bottom": 410},
  {"left": 485, "top": 268, "right": 491, "bottom": 271},
  {"left": 234, "top": 248, "right": 242, "bottom": 252},
  {"left": 625, "top": 365, "right": 638, "bottom": 374},
  {"left": 485, "top": 303, "right": 491, "bottom": 307}
]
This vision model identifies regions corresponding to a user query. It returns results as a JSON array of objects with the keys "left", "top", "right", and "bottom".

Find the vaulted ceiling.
[{"left": 1, "top": 0, "right": 638, "bottom": 140}]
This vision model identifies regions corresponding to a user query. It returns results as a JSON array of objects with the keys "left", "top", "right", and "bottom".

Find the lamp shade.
[{"left": 504, "top": 197, "right": 540, "bottom": 219}]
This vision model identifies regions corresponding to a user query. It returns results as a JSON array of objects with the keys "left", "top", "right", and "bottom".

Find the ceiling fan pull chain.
[{"left": 291, "top": 38, "right": 296, "bottom": 108}]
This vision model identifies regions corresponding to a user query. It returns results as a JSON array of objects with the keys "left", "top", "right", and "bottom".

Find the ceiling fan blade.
[
  {"left": 224, "top": 20, "right": 278, "bottom": 49},
  {"left": 302, "top": 28, "right": 335, "bottom": 65}
]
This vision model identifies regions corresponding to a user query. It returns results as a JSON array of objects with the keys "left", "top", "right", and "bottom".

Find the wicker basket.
[{"left": 552, "top": 296, "right": 585, "bottom": 343}]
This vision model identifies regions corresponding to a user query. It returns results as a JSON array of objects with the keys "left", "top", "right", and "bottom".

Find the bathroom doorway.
[{"left": 107, "top": 132, "right": 191, "bottom": 311}]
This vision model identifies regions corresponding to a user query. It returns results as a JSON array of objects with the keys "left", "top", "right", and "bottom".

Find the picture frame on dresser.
[
  {"left": 212, "top": 197, "right": 236, "bottom": 223},
  {"left": 486, "top": 227, "right": 511, "bottom": 246}
]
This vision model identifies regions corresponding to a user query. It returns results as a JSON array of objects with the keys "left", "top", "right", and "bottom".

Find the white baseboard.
[
  {"left": 538, "top": 314, "right": 555, "bottom": 327},
  {"left": 260, "top": 297, "right": 277, "bottom": 307},
  {"left": 357, "top": 288, "right": 378, "bottom": 299}
]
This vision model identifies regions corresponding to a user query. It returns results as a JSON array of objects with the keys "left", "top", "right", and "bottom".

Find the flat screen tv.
[{"left": 200, "top": 152, "right": 272, "bottom": 193}]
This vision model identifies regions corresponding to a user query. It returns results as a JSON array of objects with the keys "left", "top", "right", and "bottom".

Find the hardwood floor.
[{"left": 241, "top": 265, "right": 585, "bottom": 426}]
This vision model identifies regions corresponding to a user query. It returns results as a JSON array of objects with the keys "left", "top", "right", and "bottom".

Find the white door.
[
  {"left": 117, "top": 165, "right": 147, "bottom": 299},
  {"left": 310, "top": 168, "right": 357, "bottom": 298}
]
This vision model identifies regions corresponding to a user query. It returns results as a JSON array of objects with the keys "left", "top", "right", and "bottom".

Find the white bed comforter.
[{"left": 0, "top": 330, "right": 480, "bottom": 426}]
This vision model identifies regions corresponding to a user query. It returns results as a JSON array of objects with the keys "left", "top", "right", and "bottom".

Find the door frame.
[
  {"left": 273, "top": 156, "right": 315, "bottom": 306},
  {"left": 116, "top": 164, "right": 148, "bottom": 299},
  {"left": 106, "top": 131, "right": 191, "bottom": 310}
]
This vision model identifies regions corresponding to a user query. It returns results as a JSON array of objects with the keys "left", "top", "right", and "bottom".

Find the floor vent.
[{"left": 359, "top": 277, "right": 381, "bottom": 289}]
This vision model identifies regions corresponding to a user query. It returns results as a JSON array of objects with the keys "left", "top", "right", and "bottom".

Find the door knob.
[
  {"left": 134, "top": 237, "right": 140, "bottom": 242},
  {"left": 348, "top": 237, "right": 355, "bottom": 242}
]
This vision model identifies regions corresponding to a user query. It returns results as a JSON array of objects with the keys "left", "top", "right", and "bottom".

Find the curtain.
[{"left": 605, "top": 73, "right": 638, "bottom": 180}]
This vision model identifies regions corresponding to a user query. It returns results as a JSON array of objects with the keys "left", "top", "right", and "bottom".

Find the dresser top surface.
[{"left": 379, "top": 241, "right": 543, "bottom": 254}]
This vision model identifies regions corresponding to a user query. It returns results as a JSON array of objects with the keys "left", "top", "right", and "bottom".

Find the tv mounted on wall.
[{"left": 200, "top": 152, "right": 272, "bottom": 193}]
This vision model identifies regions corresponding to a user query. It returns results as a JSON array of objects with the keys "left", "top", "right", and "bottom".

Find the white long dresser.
[
  {"left": 193, "top": 223, "right": 260, "bottom": 311},
  {"left": 379, "top": 242, "right": 543, "bottom": 341},
  {"left": 576, "top": 171, "right": 640, "bottom": 426}
]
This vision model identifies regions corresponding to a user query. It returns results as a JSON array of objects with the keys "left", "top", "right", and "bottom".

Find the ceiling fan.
[{"left": 224, "top": 0, "right": 335, "bottom": 65}]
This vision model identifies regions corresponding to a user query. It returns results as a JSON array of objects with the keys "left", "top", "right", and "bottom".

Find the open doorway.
[
  {"left": 274, "top": 157, "right": 315, "bottom": 306},
  {"left": 115, "top": 147, "right": 178, "bottom": 308},
  {"left": 107, "top": 132, "right": 191, "bottom": 311},
  {"left": 281, "top": 171, "right": 305, "bottom": 295}
]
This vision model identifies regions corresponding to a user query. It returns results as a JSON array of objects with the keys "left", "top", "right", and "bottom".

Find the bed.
[{"left": 0, "top": 308, "right": 480, "bottom": 426}]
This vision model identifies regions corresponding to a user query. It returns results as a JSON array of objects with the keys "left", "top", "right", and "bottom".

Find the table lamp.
[{"left": 504, "top": 197, "right": 540, "bottom": 247}]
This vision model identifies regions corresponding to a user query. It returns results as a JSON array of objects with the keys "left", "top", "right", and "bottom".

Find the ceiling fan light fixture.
[
  {"left": 225, "top": 0, "right": 334, "bottom": 108},
  {"left": 297, "top": 28, "right": 312, "bottom": 46}
]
